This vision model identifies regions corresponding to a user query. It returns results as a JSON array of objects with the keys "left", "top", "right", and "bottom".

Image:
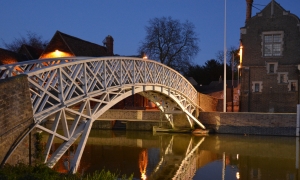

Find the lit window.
[{"left": 262, "top": 32, "right": 283, "bottom": 57}]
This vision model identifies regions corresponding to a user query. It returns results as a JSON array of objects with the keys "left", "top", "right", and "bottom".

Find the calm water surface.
[{"left": 47, "top": 130, "right": 299, "bottom": 180}]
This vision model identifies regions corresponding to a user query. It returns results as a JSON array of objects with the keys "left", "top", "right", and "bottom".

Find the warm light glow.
[
  {"left": 238, "top": 65, "right": 241, "bottom": 69},
  {"left": 139, "top": 149, "right": 148, "bottom": 180},
  {"left": 236, "top": 172, "right": 240, "bottom": 179},
  {"left": 143, "top": 55, "right": 148, "bottom": 59},
  {"left": 239, "top": 45, "right": 243, "bottom": 67},
  {"left": 40, "top": 50, "right": 73, "bottom": 59},
  {"left": 1, "top": 58, "right": 18, "bottom": 65}
]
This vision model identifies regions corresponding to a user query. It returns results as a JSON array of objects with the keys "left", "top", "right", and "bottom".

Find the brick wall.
[
  {"left": 240, "top": 66, "right": 298, "bottom": 112},
  {"left": 240, "top": 2, "right": 300, "bottom": 113},
  {"left": 199, "top": 112, "right": 296, "bottom": 136},
  {"left": 199, "top": 93, "right": 222, "bottom": 112},
  {"left": 0, "top": 75, "right": 34, "bottom": 165}
]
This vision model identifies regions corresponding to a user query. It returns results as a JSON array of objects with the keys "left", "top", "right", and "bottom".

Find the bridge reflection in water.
[{"left": 44, "top": 130, "right": 300, "bottom": 180}]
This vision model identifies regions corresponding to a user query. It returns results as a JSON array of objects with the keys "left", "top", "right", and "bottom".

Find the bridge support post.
[{"left": 70, "top": 119, "right": 93, "bottom": 174}]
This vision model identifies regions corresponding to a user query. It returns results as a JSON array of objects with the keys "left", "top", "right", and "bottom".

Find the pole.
[
  {"left": 238, "top": 66, "right": 240, "bottom": 87},
  {"left": 223, "top": 0, "right": 227, "bottom": 112},
  {"left": 232, "top": 52, "right": 234, "bottom": 112},
  {"left": 222, "top": 152, "right": 226, "bottom": 180},
  {"left": 297, "top": 104, "right": 300, "bottom": 137}
]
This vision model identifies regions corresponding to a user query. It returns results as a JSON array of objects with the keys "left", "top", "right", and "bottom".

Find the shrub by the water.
[{"left": 0, "top": 163, "right": 133, "bottom": 180}]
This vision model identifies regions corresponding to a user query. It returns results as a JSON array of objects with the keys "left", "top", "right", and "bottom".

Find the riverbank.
[
  {"left": 44, "top": 110, "right": 298, "bottom": 136},
  {"left": 199, "top": 112, "right": 296, "bottom": 136}
]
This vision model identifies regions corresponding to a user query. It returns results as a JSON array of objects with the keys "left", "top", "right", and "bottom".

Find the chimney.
[
  {"left": 103, "top": 35, "right": 114, "bottom": 56},
  {"left": 246, "top": 0, "right": 253, "bottom": 22}
]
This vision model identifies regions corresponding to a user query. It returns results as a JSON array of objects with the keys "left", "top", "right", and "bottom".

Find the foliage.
[
  {"left": 0, "top": 163, "right": 133, "bottom": 180},
  {"left": 138, "top": 16, "right": 200, "bottom": 74},
  {"left": 2, "top": 31, "right": 48, "bottom": 52},
  {"left": 215, "top": 46, "right": 240, "bottom": 71},
  {"left": 185, "top": 59, "right": 231, "bottom": 85},
  {"left": 85, "top": 170, "right": 133, "bottom": 180},
  {"left": 0, "top": 163, "right": 61, "bottom": 180},
  {"left": 185, "top": 46, "right": 240, "bottom": 85},
  {"left": 34, "top": 132, "right": 44, "bottom": 163}
]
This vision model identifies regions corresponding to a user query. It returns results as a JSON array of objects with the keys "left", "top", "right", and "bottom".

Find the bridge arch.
[{"left": 0, "top": 57, "right": 205, "bottom": 172}]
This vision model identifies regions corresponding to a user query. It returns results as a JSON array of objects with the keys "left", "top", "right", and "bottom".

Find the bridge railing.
[
  {"left": 0, "top": 57, "right": 89, "bottom": 79},
  {"left": 0, "top": 57, "right": 199, "bottom": 116}
]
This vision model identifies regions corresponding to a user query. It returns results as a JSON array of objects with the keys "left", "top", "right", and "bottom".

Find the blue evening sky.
[{"left": 0, "top": 0, "right": 299, "bottom": 65}]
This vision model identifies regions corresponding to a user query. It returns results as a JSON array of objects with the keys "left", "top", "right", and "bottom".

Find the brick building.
[
  {"left": 40, "top": 31, "right": 114, "bottom": 58},
  {"left": 240, "top": 0, "right": 300, "bottom": 112}
]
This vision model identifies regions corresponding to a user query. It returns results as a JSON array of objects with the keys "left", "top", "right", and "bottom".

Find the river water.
[{"left": 48, "top": 130, "right": 300, "bottom": 180}]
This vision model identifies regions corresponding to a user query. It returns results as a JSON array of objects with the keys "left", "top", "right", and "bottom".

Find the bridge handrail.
[
  {"left": 1, "top": 56, "right": 200, "bottom": 112},
  {"left": 0, "top": 57, "right": 90, "bottom": 79},
  {"left": 31, "top": 57, "right": 197, "bottom": 101}
]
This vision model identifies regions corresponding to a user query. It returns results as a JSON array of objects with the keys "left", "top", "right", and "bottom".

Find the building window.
[
  {"left": 291, "top": 82, "right": 297, "bottom": 91},
  {"left": 251, "top": 168, "right": 261, "bottom": 179},
  {"left": 255, "top": 83, "right": 260, "bottom": 92},
  {"left": 262, "top": 31, "right": 283, "bottom": 57},
  {"left": 277, "top": 72, "right": 288, "bottom": 83},
  {"left": 288, "top": 80, "right": 298, "bottom": 91},
  {"left": 269, "top": 64, "right": 274, "bottom": 73},
  {"left": 252, "top": 81, "right": 263, "bottom": 92},
  {"left": 266, "top": 62, "right": 278, "bottom": 74}
]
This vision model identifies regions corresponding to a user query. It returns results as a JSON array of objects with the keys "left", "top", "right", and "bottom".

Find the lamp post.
[
  {"left": 223, "top": 0, "right": 227, "bottom": 112},
  {"left": 231, "top": 52, "right": 234, "bottom": 112}
]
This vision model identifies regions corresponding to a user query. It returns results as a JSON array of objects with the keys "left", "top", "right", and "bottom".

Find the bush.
[{"left": 0, "top": 163, "right": 133, "bottom": 180}]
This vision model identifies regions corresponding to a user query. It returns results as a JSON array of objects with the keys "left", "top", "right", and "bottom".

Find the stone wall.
[
  {"left": 199, "top": 112, "right": 296, "bottom": 136},
  {"left": 0, "top": 75, "right": 34, "bottom": 165},
  {"left": 93, "top": 110, "right": 172, "bottom": 130},
  {"left": 98, "top": 109, "right": 164, "bottom": 120}
]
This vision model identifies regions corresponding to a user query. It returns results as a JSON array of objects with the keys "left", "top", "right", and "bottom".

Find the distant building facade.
[{"left": 240, "top": 0, "right": 300, "bottom": 112}]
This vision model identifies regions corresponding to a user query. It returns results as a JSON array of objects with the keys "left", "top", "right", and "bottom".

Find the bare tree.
[
  {"left": 215, "top": 46, "right": 239, "bottom": 69},
  {"left": 138, "top": 17, "right": 200, "bottom": 74},
  {"left": 2, "top": 31, "right": 48, "bottom": 52}
]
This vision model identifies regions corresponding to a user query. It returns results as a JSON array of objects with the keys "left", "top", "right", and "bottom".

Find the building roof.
[
  {"left": 19, "top": 44, "right": 44, "bottom": 60},
  {"left": 252, "top": 0, "right": 300, "bottom": 22},
  {"left": 40, "top": 31, "right": 109, "bottom": 58},
  {"left": 187, "top": 77, "right": 198, "bottom": 86},
  {"left": 0, "top": 48, "right": 30, "bottom": 65}
]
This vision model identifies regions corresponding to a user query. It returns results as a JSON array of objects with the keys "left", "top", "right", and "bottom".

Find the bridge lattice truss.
[{"left": 0, "top": 57, "right": 204, "bottom": 173}]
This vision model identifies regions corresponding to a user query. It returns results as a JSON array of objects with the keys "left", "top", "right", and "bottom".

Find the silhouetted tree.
[
  {"left": 2, "top": 31, "right": 48, "bottom": 52},
  {"left": 138, "top": 16, "right": 199, "bottom": 74}
]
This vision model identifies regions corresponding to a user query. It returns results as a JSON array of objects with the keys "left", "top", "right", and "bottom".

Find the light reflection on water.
[{"left": 45, "top": 130, "right": 299, "bottom": 180}]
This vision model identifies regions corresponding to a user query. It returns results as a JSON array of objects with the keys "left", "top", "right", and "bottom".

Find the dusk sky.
[{"left": 0, "top": 0, "right": 299, "bottom": 65}]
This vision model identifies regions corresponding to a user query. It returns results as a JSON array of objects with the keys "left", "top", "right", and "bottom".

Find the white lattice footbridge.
[{"left": 0, "top": 57, "right": 205, "bottom": 173}]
